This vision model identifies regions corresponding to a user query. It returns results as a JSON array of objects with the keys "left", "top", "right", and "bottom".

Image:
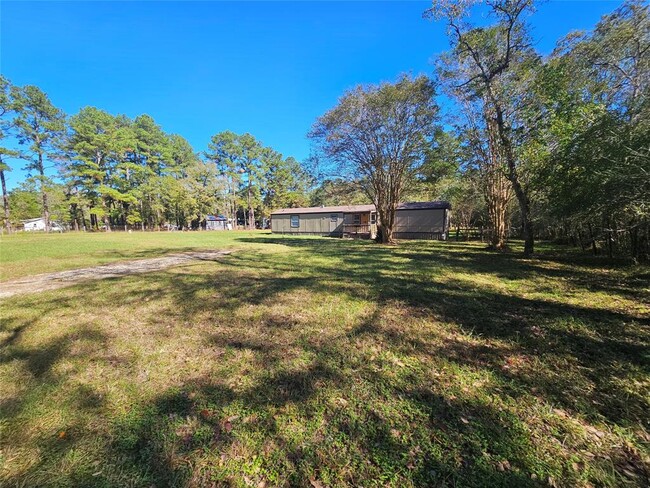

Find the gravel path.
[{"left": 0, "top": 250, "right": 232, "bottom": 299}]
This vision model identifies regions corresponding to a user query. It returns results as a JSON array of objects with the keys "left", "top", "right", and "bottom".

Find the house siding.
[
  {"left": 394, "top": 208, "right": 448, "bottom": 239},
  {"left": 272, "top": 212, "right": 344, "bottom": 236}
]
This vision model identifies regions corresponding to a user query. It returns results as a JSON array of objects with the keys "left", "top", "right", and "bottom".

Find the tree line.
[
  {"left": 0, "top": 83, "right": 314, "bottom": 232},
  {"left": 311, "top": 0, "right": 648, "bottom": 260},
  {"left": 1, "top": 0, "right": 648, "bottom": 261}
]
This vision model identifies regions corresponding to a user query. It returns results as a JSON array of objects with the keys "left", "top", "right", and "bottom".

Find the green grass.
[
  {"left": 0, "top": 231, "right": 250, "bottom": 281},
  {"left": 1, "top": 232, "right": 649, "bottom": 487}
]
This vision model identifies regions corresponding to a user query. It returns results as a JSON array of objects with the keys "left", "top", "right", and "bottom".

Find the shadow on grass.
[
  {"left": 1, "top": 236, "right": 648, "bottom": 486},
  {"left": 99, "top": 314, "right": 543, "bottom": 486}
]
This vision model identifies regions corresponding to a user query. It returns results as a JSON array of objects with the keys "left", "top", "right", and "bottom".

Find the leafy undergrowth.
[{"left": 1, "top": 235, "right": 648, "bottom": 487}]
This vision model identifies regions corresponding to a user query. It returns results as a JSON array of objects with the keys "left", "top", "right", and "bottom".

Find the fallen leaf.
[
  {"left": 497, "top": 460, "right": 511, "bottom": 471},
  {"left": 309, "top": 478, "right": 324, "bottom": 488},
  {"left": 58, "top": 430, "right": 66, "bottom": 439},
  {"left": 585, "top": 425, "right": 606, "bottom": 438},
  {"left": 224, "top": 421, "right": 233, "bottom": 433},
  {"left": 460, "top": 417, "right": 469, "bottom": 424}
]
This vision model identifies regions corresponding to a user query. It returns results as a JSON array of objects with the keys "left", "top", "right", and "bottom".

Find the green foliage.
[
  {"left": 529, "top": 0, "right": 650, "bottom": 259},
  {"left": 8, "top": 179, "right": 68, "bottom": 225},
  {"left": 311, "top": 74, "right": 439, "bottom": 242},
  {"left": 263, "top": 155, "right": 312, "bottom": 211},
  {"left": 207, "top": 131, "right": 313, "bottom": 223},
  {"left": 9, "top": 83, "right": 66, "bottom": 230}
]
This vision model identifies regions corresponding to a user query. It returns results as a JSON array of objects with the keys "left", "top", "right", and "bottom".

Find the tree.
[
  {"left": 129, "top": 115, "right": 173, "bottom": 230},
  {"left": 310, "top": 75, "right": 439, "bottom": 243},
  {"left": 206, "top": 131, "right": 267, "bottom": 229},
  {"left": 430, "top": 0, "right": 538, "bottom": 256},
  {"left": 263, "top": 155, "right": 312, "bottom": 211},
  {"left": 11, "top": 84, "right": 66, "bottom": 232},
  {"left": 532, "top": 0, "right": 650, "bottom": 260},
  {"left": 65, "top": 107, "right": 133, "bottom": 231},
  {"left": 309, "top": 179, "right": 370, "bottom": 207},
  {"left": 8, "top": 179, "right": 68, "bottom": 226},
  {"left": 168, "top": 134, "right": 197, "bottom": 177},
  {"left": 0, "top": 75, "right": 17, "bottom": 233}
]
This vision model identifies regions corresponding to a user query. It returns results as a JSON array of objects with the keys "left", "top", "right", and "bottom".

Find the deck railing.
[{"left": 343, "top": 224, "right": 373, "bottom": 237}]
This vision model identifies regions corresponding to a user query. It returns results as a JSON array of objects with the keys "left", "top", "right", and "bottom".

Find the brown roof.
[
  {"left": 271, "top": 201, "right": 450, "bottom": 215},
  {"left": 271, "top": 204, "right": 375, "bottom": 215}
]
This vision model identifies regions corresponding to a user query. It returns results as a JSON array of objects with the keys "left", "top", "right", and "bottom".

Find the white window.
[
  {"left": 290, "top": 215, "right": 300, "bottom": 228},
  {"left": 370, "top": 213, "right": 376, "bottom": 224},
  {"left": 331, "top": 214, "right": 338, "bottom": 222}
]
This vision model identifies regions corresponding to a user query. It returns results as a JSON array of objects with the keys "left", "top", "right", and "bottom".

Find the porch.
[{"left": 342, "top": 211, "right": 377, "bottom": 239}]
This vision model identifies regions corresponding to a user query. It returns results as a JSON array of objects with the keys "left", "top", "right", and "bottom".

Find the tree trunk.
[
  {"left": 510, "top": 178, "right": 534, "bottom": 257},
  {"left": 103, "top": 199, "right": 111, "bottom": 232},
  {"left": 630, "top": 221, "right": 639, "bottom": 262},
  {"left": 37, "top": 153, "right": 51, "bottom": 232},
  {"left": 491, "top": 104, "right": 533, "bottom": 257},
  {"left": 482, "top": 104, "right": 510, "bottom": 250},
  {"left": 247, "top": 176, "right": 254, "bottom": 230},
  {"left": 607, "top": 218, "right": 613, "bottom": 259},
  {"left": 70, "top": 203, "right": 79, "bottom": 231},
  {"left": 42, "top": 190, "right": 50, "bottom": 232},
  {"left": 0, "top": 166, "right": 11, "bottom": 233},
  {"left": 375, "top": 201, "right": 396, "bottom": 244},
  {"left": 577, "top": 229, "right": 586, "bottom": 252},
  {"left": 588, "top": 223, "right": 598, "bottom": 256}
]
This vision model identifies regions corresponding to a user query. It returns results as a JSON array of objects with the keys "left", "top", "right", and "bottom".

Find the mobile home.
[{"left": 270, "top": 201, "right": 450, "bottom": 240}]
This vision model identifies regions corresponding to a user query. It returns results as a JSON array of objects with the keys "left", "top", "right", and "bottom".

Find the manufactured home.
[{"left": 271, "top": 201, "right": 451, "bottom": 240}]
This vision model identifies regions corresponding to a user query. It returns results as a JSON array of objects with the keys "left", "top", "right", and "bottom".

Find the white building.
[{"left": 22, "top": 218, "right": 64, "bottom": 232}]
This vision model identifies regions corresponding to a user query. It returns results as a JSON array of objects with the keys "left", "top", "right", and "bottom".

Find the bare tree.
[{"left": 310, "top": 75, "right": 439, "bottom": 243}]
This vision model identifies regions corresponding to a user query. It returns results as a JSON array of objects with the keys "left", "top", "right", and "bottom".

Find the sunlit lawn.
[
  {"left": 1, "top": 232, "right": 649, "bottom": 487},
  {"left": 0, "top": 231, "right": 253, "bottom": 281}
]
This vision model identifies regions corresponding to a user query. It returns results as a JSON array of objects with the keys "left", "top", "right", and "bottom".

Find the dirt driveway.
[{"left": 0, "top": 250, "right": 231, "bottom": 299}]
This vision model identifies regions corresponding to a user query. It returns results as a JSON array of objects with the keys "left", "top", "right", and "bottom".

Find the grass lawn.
[
  {"left": 0, "top": 231, "right": 248, "bottom": 281},
  {"left": 1, "top": 232, "right": 649, "bottom": 487}
]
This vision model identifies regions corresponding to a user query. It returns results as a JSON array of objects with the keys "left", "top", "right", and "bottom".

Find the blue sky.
[{"left": 2, "top": 0, "right": 619, "bottom": 189}]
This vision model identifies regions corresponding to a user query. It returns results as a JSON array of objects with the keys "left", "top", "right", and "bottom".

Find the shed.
[
  {"left": 206, "top": 215, "right": 228, "bottom": 231},
  {"left": 22, "top": 217, "right": 47, "bottom": 232},
  {"left": 21, "top": 218, "right": 64, "bottom": 232}
]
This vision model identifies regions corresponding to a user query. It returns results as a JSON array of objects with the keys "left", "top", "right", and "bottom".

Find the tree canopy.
[{"left": 310, "top": 75, "right": 439, "bottom": 243}]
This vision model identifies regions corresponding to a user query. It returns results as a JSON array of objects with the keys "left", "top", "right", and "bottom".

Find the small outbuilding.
[
  {"left": 205, "top": 215, "right": 228, "bottom": 231},
  {"left": 22, "top": 217, "right": 47, "bottom": 232},
  {"left": 21, "top": 218, "right": 64, "bottom": 232},
  {"left": 270, "top": 201, "right": 451, "bottom": 240}
]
